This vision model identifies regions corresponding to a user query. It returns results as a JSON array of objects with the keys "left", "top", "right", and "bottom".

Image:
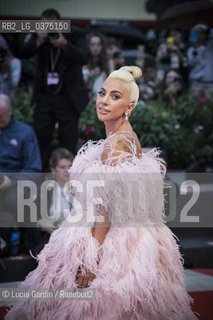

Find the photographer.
[
  {"left": 187, "top": 24, "right": 212, "bottom": 90},
  {"left": 21, "top": 9, "right": 89, "bottom": 171},
  {"left": 163, "top": 69, "right": 183, "bottom": 106},
  {"left": 156, "top": 26, "right": 188, "bottom": 87}
]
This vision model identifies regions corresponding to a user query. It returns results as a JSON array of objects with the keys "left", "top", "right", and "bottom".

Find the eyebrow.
[{"left": 100, "top": 88, "right": 122, "bottom": 95}]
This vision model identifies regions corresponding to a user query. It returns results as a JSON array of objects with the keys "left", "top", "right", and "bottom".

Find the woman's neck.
[{"left": 105, "top": 118, "right": 131, "bottom": 137}]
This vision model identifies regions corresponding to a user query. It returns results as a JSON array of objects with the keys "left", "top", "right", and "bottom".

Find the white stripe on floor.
[{"left": 185, "top": 269, "right": 213, "bottom": 292}]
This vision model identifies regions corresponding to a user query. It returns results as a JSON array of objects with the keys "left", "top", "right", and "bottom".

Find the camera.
[
  {"left": 48, "top": 33, "right": 59, "bottom": 40},
  {"left": 173, "top": 75, "right": 182, "bottom": 83},
  {"left": 113, "top": 51, "right": 121, "bottom": 59}
]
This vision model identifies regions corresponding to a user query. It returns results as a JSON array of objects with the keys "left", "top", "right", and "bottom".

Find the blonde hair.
[{"left": 107, "top": 66, "right": 142, "bottom": 106}]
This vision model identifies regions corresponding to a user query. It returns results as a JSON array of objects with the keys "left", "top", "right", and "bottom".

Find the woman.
[
  {"left": 5, "top": 66, "right": 198, "bottom": 320},
  {"left": 83, "top": 32, "right": 109, "bottom": 97},
  {"left": 163, "top": 69, "right": 183, "bottom": 106}
]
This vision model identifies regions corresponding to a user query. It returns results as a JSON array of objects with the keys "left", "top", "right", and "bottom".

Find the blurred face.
[
  {"left": 143, "top": 67, "right": 156, "bottom": 82},
  {"left": 89, "top": 36, "right": 103, "bottom": 57},
  {"left": 165, "top": 70, "right": 179, "bottom": 86},
  {"left": 96, "top": 78, "right": 133, "bottom": 123},
  {"left": 51, "top": 158, "right": 72, "bottom": 186},
  {"left": 0, "top": 103, "right": 12, "bottom": 128},
  {"left": 106, "top": 44, "right": 120, "bottom": 59},
  {"left": 114, "top": 52, "right": 125, "bottom": 69},
  {"left": 169, "top": 30, "right": 182, "bottom": 45},
  {"left": 195, "top": 27, "right": 207, "bottom": 45}
]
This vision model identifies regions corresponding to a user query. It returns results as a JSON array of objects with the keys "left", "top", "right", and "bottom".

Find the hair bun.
[{"left": 120, "top": 66, "right": 142, "bottom": 80}]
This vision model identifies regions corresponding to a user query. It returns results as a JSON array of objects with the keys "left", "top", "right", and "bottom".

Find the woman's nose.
[{"left": 102, "top": 94, "right": 109, "bottom": 104}]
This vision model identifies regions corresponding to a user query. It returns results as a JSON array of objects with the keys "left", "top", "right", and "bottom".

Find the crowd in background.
[
  {"left": 83, "top": 24, "right": 213, "bottom": 106},
  {"left": 1, "top": 21, "right": 213, "bottom": 107},
  {"left": 0, "top": 8, "right": 213, "bottom": 258}
]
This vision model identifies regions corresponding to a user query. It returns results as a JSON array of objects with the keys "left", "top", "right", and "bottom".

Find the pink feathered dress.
[{"left": 5, "top": 133, "right": 198, "bottom": 320}]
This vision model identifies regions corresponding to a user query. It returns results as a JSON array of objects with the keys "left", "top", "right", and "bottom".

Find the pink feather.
[{"left": 5, "top": 134, "right": 198, "bottom": 320}]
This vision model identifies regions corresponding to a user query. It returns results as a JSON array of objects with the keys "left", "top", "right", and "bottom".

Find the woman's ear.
[{"left": 128, "top": 102, "right": 135, "bottom": 113}]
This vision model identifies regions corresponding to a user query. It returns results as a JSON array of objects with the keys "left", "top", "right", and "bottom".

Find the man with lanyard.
[{"left": 21, "top": 9, "right": 89, "bottom": 171}]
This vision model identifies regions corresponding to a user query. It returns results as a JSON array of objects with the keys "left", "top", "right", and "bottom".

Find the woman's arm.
[
  {"left": 75, "top": 135, "right": 132, "bottom": 288},
  {"left": 92, "top": 205, "right": 111, "bottom": 245},
  {"left": 75, "top": 206, "right": 110, "bottom": 288},
  {"left": 91, "top": 134, "right": 133, "bottom": 244}
]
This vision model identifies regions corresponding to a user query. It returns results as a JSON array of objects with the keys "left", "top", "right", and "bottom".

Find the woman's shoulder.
[
  {"left": 75, "top": 132, "right": 135, "bottom": 158},
  {"left": 69, "top": 135, "right": 166, "bottom": 178},
  {"left": 101, "top": 131, "right": 140, "bottom": 165},
  {"left": 104, "top": 131, "right": 136, "bottom": 147},
  {"left": 105, "top": 131, "right": 142, "bottom": 157},
  {"left": 105, "top": 131, "right": 133, "bottom": 147},
  {"left": 104, "top": 131, "right": 166, "bottom": 174}
]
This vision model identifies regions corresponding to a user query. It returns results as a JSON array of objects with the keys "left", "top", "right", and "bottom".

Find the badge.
[
  {"left": 47, "top": 72, "right": 59, "bottom": 85},
  {"left": 10, "top": 138, "right": 18, "bottom": 146}
]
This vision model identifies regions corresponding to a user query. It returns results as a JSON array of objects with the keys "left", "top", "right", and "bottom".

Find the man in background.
[
  {"left": 0, "top": 93, "right": 41, "bottom": 256},
  {"left": 21, "top": 9, "right": 89, "bottom": 171}
]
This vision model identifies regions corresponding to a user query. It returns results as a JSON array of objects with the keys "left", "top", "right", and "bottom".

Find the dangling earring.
[{"left": 125, "top": 113, "right": 129, "bottom": 121}]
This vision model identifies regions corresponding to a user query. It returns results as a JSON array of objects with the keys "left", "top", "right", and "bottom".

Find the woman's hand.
[
  {"left": 90, "top": 66, "right": 101, "bottom": 79},
  {"left": 74, "top": 205, "right": 110, "bottom": 289},
  {"left": 165, "top": 81, "right": 182, "bottom": 96},
  {"left": 75, "top": 266, "right": 96, "bottom": 288}
]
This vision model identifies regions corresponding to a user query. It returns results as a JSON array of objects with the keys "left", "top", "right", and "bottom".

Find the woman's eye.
[
  {"left": 98, "top": 91, "right": 105, "bottom": 96},
  {"left": 112, "top": 95, "right": 120, "bottom": 100}
]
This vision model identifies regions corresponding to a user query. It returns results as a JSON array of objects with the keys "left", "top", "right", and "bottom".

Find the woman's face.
[
  {"left": 89, "top": 36, "right": 103, "bottom": 57},
  {"left": 96, "top": 78, "right": 133, "bottom": 123},
  {"left": 143, "top": 67, "right": 156, "bottom": 82},
  {"left": 106, "top": 44, "right": 120, "bottom": 59},
  {"left": 165, "top": 70, "right": 179, "bottom": 87},
  {"left": 169, "top": 30, "right": 182, "bottom": 45}
]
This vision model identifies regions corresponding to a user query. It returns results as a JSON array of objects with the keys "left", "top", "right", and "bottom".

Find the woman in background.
[{"left": 83, "top": 32, "right": 109, "bottom": 97}]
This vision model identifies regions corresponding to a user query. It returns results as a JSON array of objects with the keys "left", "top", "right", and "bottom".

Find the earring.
[{"left": 125, "top": 113, "right": 129, "bottom": 121}]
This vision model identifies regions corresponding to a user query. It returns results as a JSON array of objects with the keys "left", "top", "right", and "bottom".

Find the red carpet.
[
  {"left": 190, "top": 291, "right": 213, "bottom": 320},
  {"left": 189, "top": 268, "right": 213, "bottom": 320},
  {"left": 0, "top": 307, "right": 9, "bottom": 320},
  {"left": 1, "top": 293, "right": 212, "bottom": 320},
  {"left": 1, "top": 269, "right": 212, "bottom": 320}
]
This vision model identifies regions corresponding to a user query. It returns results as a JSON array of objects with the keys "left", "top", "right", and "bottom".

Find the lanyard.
[{"left": 50, "top": 48, "right": 61, "bottom": 72}]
